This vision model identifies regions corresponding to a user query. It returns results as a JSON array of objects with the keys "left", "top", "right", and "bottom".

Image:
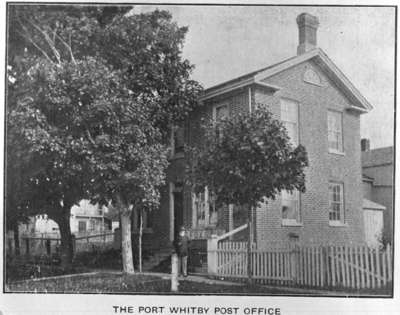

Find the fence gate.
[{"left": 208, "top": 242, "right": 392, "bottom": 290}]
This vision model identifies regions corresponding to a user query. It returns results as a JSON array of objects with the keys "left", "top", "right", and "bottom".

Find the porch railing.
[{"left": 187, "top": 227, "right": 225, "bottom": 240}]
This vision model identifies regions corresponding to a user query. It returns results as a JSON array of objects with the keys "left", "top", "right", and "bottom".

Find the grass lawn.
[
  {"left": 6, "top": 272, "right": 392, "bottom": 296},
  {"left": 6, "top": 272, "right": 287, "bottom": 294}
]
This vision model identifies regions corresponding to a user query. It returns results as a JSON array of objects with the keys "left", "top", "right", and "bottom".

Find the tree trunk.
[
  {"left": 121, "top": 211, "right": 135, "bottom": 274},
  {"left": 13, "top": 222, "right": 20, "bottom": 256},
  {"left": 53, "top": 210, "right": 74, "bottom": 271},
  {"left": 139, "top": 208, "right": 143, "bottom": 273}
]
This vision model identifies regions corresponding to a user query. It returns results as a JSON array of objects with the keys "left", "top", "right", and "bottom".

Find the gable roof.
[
  {"left": 362, "top": 146, "right": 394, "bottom": 168},
  {"left": 200, "top": 48, "right": 373, "bottom": 113}
]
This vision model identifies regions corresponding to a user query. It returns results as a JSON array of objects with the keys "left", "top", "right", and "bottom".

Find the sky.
[{"left": 134, "top": 5, "right": 395, "bottom": 149}]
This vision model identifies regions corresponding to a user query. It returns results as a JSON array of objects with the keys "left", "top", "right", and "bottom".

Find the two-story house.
[{"left": 143, "top": 13, "right": 372, "bottom": 255}]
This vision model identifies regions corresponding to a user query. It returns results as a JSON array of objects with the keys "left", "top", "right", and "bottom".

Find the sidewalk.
[{"left": 140, "top": 271, "right": 365, "bottom": 296}]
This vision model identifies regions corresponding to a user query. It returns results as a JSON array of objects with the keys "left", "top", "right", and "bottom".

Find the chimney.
[
  {"left": 296, "top": 13, "right": 319, "bottom": 55},
  {"left": 361, "top": 138, "right": 370, "bottom": 152}
]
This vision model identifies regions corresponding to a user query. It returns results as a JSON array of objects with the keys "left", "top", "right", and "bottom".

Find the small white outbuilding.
[{"left": 363, "top": 198, "right": 386, "bottom": 247}]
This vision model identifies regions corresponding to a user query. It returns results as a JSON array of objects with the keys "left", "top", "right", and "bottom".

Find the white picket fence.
[{"left": 208, "top": 241, "right": 392, "bottom": 290}]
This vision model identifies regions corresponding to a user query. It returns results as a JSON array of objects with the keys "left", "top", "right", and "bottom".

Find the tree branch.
[
  {"left": 86, "top": 129, "right": 96, "bottom": 145},
  {"left": 52, "top": 30, "right": 77, "bottom": 64},
  {"left": 15, "top": 29, "right": 54, "bottom": 64},
  {"left": 25, "top": 18, "right": 61, "bottom": 64}
]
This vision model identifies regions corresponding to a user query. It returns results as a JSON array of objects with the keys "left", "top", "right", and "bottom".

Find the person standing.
[{"left": 174, "top": 226, "right": 189, "bottom": 277}]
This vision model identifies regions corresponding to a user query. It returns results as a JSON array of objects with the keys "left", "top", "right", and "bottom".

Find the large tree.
[
  {"left": 7, "top": 5, "right": 202, "bottom": 272},
  {"left": 187, "top": 106, "right": 308, "bottom": 278}
]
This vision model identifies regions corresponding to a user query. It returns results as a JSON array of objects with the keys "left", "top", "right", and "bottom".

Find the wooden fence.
[
  {"left": 19, "top": 231, "right": 116, "bottom": 257},
  {"left": 208, "top": 241, "right": 392, "bottom": 290},
  {"left": 74, "top": 232, "right": 115, "bottom": 253}
]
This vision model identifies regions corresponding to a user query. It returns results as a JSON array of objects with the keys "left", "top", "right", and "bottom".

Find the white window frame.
[
  {"left": 212, "top": 103, "right": 230, "bottom": 141},
  {"left": 78, "top": 221, "right": 87, "bottom": 232},
  {"left": 192, "top": 187, "right": 218, "bottom": 228},
  {"left": 280, "top": 98, "right": 299, "bottom": 146},
  {"left": 328, "top": 110, "right": 344, "bottom": 154},
  {"left": 281, "top": 190, "right": 302, "bottom": 226},
  {"left": 212, "top": 103, "right": 230, "bottom": 122},
  {"left": 329, "top": 182, "right": 345, "bottom": 226},
  {"left": 170, "top": 126, "right": 185, "bottom": 158}
]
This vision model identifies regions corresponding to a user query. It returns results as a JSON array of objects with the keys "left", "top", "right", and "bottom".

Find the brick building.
[{"left": 144, "top": 13, "right": 372, "bottom": 252}]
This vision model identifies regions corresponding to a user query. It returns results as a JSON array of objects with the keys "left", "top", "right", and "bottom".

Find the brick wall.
[
  {"left": 152, "top": 60, "right": 366, "bottom": 249},
  {"left": 255, "top": 60, "right": 365, "bottom": 248}
]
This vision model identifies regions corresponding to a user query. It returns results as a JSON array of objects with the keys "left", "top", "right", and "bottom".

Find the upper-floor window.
[
  {"left": 329, "top": 182, "right": 344, "bottom": 224},
  {"left": 173, "top": 126, "right": 184, "bottom": 154},
  {"left": 215, "top": 104, "right": 229, "bottom": 121},
  {"left": 280, "top": 99, "right": 299, "bottom": 146},
  {"left": 213, "top": 104, "right": 229, "bottom": 140},
  {"left": 78, "top": 221, "right": 87, "bottom": 232},
  {"left": 328, "top": 111, "right": 343, "bottom": 153},
  {"left": 281, "top": 190, "right": 301, "bottom": 225},
  {"left": 170, "top": 126, "right": 184, "bottom": 157}
]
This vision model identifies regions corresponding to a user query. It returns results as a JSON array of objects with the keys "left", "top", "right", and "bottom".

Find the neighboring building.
[
  {"left": 20, "top": 199, "right": 111, "bottom": 237},
  {"left": 144, "top": 12, "right": 373, "bottom": 252},
  {"left": 70, "top": 199, "right": 111, "bottom": 234},
  {"left": 362, "top": 142, "right": 394, "bottom": 243}
]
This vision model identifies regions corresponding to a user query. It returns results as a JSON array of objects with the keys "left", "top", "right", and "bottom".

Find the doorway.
[{"left": 173, "top": 183, "right": 184, "bottom": 242}]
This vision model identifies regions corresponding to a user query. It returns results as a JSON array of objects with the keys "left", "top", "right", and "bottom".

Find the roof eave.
[
  {"left": 199, "top": 48, "right": 373, "bottom": 113},
  {"left": 199, "top": 78, "right": 281, "bottom": 102}
]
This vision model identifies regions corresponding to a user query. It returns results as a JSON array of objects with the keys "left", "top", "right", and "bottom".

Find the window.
[
  {"left": 89, "top": 219, "right": 95, "bottom": 231},
  {"left": 215, "top": 104, "right": 229, "bottom": 121},
  {"left": 173, "top": 126, "right": 184, "bottom": 154},
  {"left": 281, "top": 190, "right": 301, "bottom": 225},
  {"left": 329, "top": 182, "right": 344, "bottom": 224},
  {"left": 133, "top": 209, "right": 152, "bottom": 230},
  {"left": 193, "top": 187, "right": 218, "bottom": 227},
  {"left": 280, "top": 99, "right": 299, "bottom": 146},
  {"left": 214, "top": 104, "right": 229, "bottom": 140},
  {"left": 78, "top": 221, "right": 87, "bottom": 232},
  {"left": 328, "top": 111, "right": 343, "bottom": 153}
]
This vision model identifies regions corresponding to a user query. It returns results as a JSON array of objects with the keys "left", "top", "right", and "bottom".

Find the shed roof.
[{"left": 363, "top": 198, "right": 386, "bottom": 211}]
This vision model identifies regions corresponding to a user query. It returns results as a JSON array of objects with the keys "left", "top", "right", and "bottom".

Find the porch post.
[
  {"left": 191, "top": 192, "right": 197, "bottom": 229},
  {"left": 169, "top": 182, "right": 174, "bottom": 242},
  {"left": 207, "top": 235, "right": 218, "bottom": 275}
]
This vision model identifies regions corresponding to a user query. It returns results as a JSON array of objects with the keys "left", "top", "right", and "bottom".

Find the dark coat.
[{"left": 174, "top": 234, "right": 189, "bottom": 257}]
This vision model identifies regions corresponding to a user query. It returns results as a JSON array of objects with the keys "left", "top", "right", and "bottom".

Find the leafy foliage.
[
  {"left": 187, "top": 105, "right": 308, "bottom": 209},
  {"left": 7, "top": 5, "right": 202, "bottom": 271}
]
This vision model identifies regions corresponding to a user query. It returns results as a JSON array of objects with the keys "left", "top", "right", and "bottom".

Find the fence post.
[
  {"left": 386, "top": 244, "right": 392, "bottom": 282},
  {"left": 46, "top": 239, "right": 51, "bottom": 255},
  {"left": 171, "top": 253, "right": 179, "bottom": 292},
  {"left": 290, "top": 245, "right": 298, "bottom": 284},
  {"left": 207, "top": 235, "right": 218, "bottom": 275},
  {"left": 322, "top": 246, "right": 328, "bottom": 287}
]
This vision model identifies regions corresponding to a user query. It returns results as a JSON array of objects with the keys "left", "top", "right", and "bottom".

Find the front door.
[{"left": 173, "top": 185, "right": 184, "bottom": 242}]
